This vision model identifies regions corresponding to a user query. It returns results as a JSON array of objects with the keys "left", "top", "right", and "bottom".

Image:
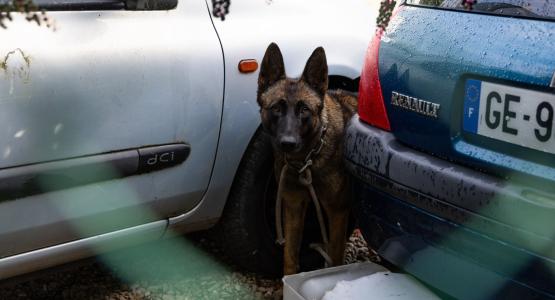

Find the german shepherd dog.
[{"left": 257, "top": 43, "right": 357, "bottom": 275}]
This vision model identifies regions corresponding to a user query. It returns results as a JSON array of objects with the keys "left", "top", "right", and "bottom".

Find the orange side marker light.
[{"left": 238, "top": 59, "right": 258, "bottom": 73}]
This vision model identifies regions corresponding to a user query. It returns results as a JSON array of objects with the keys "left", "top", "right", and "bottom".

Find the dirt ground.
[{"left": 0, "top": 230, "right": 378, "bottom": 300}]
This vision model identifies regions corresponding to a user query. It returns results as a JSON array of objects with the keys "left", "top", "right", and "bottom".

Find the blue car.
[{"left": 345, "top": 1, "right": 555, "bottom": 299}]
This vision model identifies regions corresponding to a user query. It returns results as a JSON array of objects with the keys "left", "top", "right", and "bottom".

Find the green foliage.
[
  {"left": 0, "top": 0, "right": 55, "bottom": 30},
  {"left": 376, "top": 0, "right": 396, "bottom": 30},
  {"left": 419, "top": 0, "right": 444, "bottom": 6},
  {"left": 212, "top": 0, "right": 230, "bottom": 21}
]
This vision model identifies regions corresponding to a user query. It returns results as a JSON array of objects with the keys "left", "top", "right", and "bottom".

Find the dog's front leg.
[
  {"left": 326, "top": 208, "right": 349, "bottom": 266},
  {"left": 282, "top": 189, "right": 309, "bottom": 275}
]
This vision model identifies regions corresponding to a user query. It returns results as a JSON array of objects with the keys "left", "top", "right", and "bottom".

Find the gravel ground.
[{"left": 0, "top": 229, "right": 379, "bottom": 300}]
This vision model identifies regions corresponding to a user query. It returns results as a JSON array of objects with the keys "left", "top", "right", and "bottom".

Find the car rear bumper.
[{"left": 344, "top": 115, "right": 555, "bottom": 299}]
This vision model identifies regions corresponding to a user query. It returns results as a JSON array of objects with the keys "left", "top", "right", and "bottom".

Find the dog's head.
[{"left": 257, "top": 43, "right": 328, "bottom": 153}]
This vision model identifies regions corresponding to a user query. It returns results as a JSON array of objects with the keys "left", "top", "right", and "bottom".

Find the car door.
[{"left": 0, "top": 0, "right": 223, "bottom": 259}]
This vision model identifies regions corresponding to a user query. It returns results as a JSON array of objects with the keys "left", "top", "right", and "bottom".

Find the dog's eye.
[
  {"left": 300, "top": 106, "right": 310, "bottom": 115},
  {"left": 271, "top": 105, "right": 281, "bottom": 114}
]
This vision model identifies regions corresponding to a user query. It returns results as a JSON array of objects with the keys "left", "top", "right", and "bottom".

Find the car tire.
[{"left": 216, "top": 127, "right": 324, "bottom": 277}]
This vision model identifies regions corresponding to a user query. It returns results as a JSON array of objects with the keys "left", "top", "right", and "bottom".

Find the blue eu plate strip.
[{"left": 463, "top": 79, "right": 481, "bottom": 134}]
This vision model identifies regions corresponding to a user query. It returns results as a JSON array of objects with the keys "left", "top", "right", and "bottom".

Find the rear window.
[{"left": 406, "top": 0, "right": 555, "bottom": 21}]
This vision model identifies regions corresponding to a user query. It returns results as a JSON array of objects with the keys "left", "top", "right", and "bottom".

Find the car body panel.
[
  {"left": 345, "top": 117, "right": 555, "bottom": 246},
  {"left": 347, "top": 2, "right": 555, "bottom": 298},
  {"left": 0, "top": 220, "right": 167, "bottom": 280},
  {"left": 166, "top": 0, "right": 380, "bottom": 231},
  {"left": 0, "top": 0, "right": 224, "bottom": 258},
  {"left": 0, "top": 0, "right": 378, "bottom": 280},
  {"left": 345, "top": 117, "right": 555, "bottom": 298},
  {"left": 354, "top": 184, "right": 554, "bottom": 300},
  {"left": 379, "top": 6, "right": 555, "bottom": 183}
]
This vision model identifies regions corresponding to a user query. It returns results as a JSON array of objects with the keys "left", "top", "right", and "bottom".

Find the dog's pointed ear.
[
  {"left": 258, "top": 43, "right": 286, "bottom": 102},
  {"left": 301, "top": 47, "right": 328, "bottom": 99}
]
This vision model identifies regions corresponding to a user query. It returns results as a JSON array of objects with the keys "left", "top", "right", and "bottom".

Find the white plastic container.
[{"left": 282, "top": 262, "right": 439, "bottom": 300}]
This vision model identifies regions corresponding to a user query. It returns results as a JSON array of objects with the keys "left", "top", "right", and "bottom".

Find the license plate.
[{"left": 463, "top": 79, "right": 555, "bottom": 155}]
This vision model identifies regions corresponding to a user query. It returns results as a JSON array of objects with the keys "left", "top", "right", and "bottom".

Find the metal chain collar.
[{"left": 284, "top": 123, "right": 328, "bottom": 175}]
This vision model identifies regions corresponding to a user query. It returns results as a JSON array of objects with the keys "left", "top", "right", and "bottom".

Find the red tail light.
[{"left": 358, "top": 28, "right": 391, "bottom": 131}]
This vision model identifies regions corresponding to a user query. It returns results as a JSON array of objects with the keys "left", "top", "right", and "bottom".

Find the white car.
[{"left": 0, "top": 0, "right": 378, "bottom": 278}]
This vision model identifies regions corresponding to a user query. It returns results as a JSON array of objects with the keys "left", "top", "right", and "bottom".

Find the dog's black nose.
[{"left": 280, "top": 137, "right": 298, "bottom": 152}]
